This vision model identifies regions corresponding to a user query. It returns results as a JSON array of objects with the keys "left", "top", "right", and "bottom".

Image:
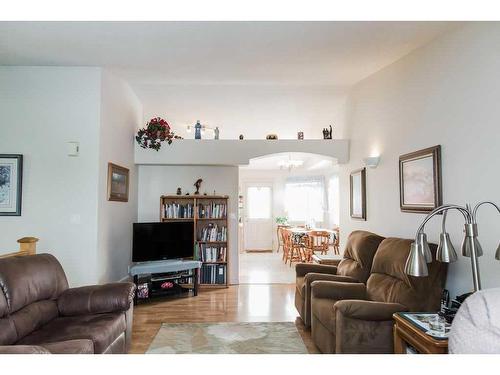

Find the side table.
[{"left": 393, "top": 313, "right": 448, "bottom": 354}]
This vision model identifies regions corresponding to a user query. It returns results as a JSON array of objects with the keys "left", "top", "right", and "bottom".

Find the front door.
[{"left": 244, "top": 184, "right": 273, "bottom": 251}]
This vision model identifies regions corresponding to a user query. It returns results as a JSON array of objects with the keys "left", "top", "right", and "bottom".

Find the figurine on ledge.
[
  {"left": 322, "top": 125, "right": 333, "bottom": 139},
  {"left": 194, "top": 178, "right": 203, "bottom": 195}
]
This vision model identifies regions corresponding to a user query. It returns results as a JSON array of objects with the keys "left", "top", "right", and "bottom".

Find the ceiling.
[
  {"left": 242, "top": 152, "right": 337, "bottom": 171},
  {"left": 0, "top": 21, "right": 458, "bottom": 86}
]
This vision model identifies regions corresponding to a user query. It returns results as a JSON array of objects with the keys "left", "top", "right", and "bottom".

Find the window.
[
  {"left": 284, "top": 177, "right": 326, "bottom": 223},
  {"left": 247, "top": 186, "right": 272, "bottom": 219}
]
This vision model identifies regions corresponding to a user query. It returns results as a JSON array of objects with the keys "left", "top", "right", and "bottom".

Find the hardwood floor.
[{"left": 130, "top": 284, "right": 319, "bottom": 353}]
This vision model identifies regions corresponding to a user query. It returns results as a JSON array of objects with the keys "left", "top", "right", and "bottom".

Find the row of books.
[
  {"left": 200, "top": 264, "right": 226, "bottom": 284},
  {"left": 198, "top": 203, "right": 227, "bottom": 219},
  {"left": 199, "top": 223, "right": 227, "bottom": 242},
  {"left": 163, "top": 203, "right": 194, "bottom": 219},
  {"left": 199, "top": 244, "right": 227, "bottom": 262}
]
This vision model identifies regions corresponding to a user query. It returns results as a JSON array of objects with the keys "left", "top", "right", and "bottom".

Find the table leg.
[
  {"left": 194, "top": 268, "right": 199, "bottom": 296},
  {"left": 393, "top": 325, "right": 407, "bottom": 354}
]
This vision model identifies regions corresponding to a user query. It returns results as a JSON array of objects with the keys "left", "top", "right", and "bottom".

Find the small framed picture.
[
  {"left": 350, "top": 167, "right": 366, "bottom": 220},
  {"left": 107, "top": 163, "right": 129, "bottom": 202},
  {"left": 399, "top": 145, "right": 442, "bottom": 213},
  {"left": 0, "top": 154, "right": 23, "bottom": 216}
]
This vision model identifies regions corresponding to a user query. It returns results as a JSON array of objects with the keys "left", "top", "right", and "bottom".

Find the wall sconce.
[{"left": 363, "top": 156, "right": 380, "bottom": 168}]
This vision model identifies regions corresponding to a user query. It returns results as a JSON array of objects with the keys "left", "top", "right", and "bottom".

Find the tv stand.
[{"left": 129, "top": 259, "right": 202, "bottom": 304}]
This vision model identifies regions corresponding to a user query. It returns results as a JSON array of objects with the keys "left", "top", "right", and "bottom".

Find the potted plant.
[{"left": 136, "top": 117, "right": 182, "bottom": 151}]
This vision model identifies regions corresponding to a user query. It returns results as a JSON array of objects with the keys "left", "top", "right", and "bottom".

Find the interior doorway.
[
  {"left": 244, "top": 183, "right": 273, "bottom": 252},
  {"left": 238, "top": 152, "right": 340, "bottom": 285}
]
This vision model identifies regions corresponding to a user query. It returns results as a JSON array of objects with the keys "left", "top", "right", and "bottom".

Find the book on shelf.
[
  {"left": 199, "top": 223, "right": 227, "bottom": 242},
  {"left": 200, "top": 264, "right": 226, "bottom": 284},
  {"left": 199, "top": 244, "right": 227, "bottom": 262},
  {"left": 164, "top": 202, "right": 194, "bottom": 219},
  {"left": 198, "top": 202, "right": 227, "bottom": 219}
]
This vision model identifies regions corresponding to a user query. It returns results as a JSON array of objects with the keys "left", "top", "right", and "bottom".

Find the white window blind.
[{"left": 284, "top": 177, "right": 326, "bottom": 223}]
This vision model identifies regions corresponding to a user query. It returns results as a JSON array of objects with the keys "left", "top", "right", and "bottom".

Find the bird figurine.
[{"left": 194, "top": 178, "right": 203, "bottom": 195}]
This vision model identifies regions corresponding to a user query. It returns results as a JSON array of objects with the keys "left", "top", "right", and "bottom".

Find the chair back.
[
  {"left": 0, "top": 253, "right": 69, "bottom": 345},
  {"left": 336, "top": 231, "right": 385, "bottom": 283},
  {"left": 366, "top": 237, "right": 447, "bottom": 311},
  {"left": 308, "top": 231, "right": 330, "bottom": 250}
]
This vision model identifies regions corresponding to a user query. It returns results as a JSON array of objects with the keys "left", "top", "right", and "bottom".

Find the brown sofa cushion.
[
  {"left": 41, "top": 339, "right": 94, "bottom": 354},
  {"left": 0, "top": 318, "right": 18, "bottom": 345},
  {"left": 17, "top": 312, "right": 126, "bottom": 354},
  {"left": 0, "top": 254, "right": 68, "bottom": 314},
  {"left": 11, "top": 300, "right": 59, "bottom": 341},
  {"left": 366, "top": 237, "right": 447, "bottom": 311},
  {"left": 337, "top": 231, "right": 385, "bottom": 283}
]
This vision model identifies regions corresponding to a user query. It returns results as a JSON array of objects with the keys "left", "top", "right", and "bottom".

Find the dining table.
[{"left": 287, "top": 227, "right": 337, "bottom": 244}]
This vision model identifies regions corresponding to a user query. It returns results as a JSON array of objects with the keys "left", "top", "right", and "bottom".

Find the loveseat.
[{"left": 0, "top": 254, "right": 135, "bottom": 354}]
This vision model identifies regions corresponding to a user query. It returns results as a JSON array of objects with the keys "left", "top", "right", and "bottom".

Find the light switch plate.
[{"left": 67, "top": 142, "right": 80, "bottom": 157}]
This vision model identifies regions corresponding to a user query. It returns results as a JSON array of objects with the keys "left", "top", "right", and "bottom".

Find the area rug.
[{"left": 146, "top": 322, "right": 308, "bottom": 354}]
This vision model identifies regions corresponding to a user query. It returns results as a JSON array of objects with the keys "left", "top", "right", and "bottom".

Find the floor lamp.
[{"left": 404, "top": 201, "right": 500, "bottom": 292}]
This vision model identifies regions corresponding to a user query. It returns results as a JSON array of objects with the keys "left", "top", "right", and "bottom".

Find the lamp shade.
[
  {"left": 418, "top": 232, "right": 433, "bottom": 263},
  {"left": 405, "top": 242, "right": 429, "bottom": 277},
  {"left": 461, "top": 236, "right": 484, "bottom": 257},
  {"left": 437, "top": 233, "right": 458, "bottom": 263}
]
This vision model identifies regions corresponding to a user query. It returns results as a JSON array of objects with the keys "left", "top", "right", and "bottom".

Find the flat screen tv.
[{"left": 132, "top": 222, "right": 194, "bottom": 262}]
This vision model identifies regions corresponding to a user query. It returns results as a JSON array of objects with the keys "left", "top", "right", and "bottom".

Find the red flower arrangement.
[{"left": 135, "top": 117, "right": 182, "bottom": 151}]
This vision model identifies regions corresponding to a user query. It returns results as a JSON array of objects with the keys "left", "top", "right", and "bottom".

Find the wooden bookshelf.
[{"left": 160, "top": 195, "right": 229, "bottom": 288}]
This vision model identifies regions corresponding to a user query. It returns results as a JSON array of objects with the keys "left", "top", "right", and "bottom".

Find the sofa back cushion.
[
  {"left": 337, "top": 231, "right": 385, "bottom": 283},
  {"left": 0, "top": 253, "right": 68, "bottom": 315},
  {"left": 366, "top": 237, "right": 447, "bottom": 311}
]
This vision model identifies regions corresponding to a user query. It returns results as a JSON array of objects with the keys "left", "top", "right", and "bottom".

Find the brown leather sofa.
[
  {"left": 0, "top": 254, "right": 135, "bottom": 354},
  {"left": 310, "top": 237, "right": 447, "bottom": 353},
  {"left": 295, "top": 231, "right": 385, "bottom": 327}
]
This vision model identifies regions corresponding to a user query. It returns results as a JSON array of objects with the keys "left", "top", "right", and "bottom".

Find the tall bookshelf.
[{"left": 160, "top": 195, "right": 229, "bottom": 288}]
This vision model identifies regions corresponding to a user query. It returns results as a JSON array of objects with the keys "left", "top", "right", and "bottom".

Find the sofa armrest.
[
  {"left": 335, "top": 300, "right": 408, "bottom": 321},
  {"left": 310, "top": 280, "right": 366, "bottom": 301},
  {"left": 296, "top": 263, "right": 338, "bottom": 277},
  {"left": 58, "top": 282, "right": 136, "bottom": 316},
  {"left": 0, "top": 345, "right": 50, "bottom": 354}
]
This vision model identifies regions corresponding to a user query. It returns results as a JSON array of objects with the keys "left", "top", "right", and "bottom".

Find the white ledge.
[{"left": 134, "top": 139, "right": 350, "bottom": 166}]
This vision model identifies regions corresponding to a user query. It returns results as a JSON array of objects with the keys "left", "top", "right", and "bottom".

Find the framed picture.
[
  {"left": 350, "top": 167, "right": 366, "bottom": 220},
  {"left": 399, "top": 145, "right": 442, "bottom": 213},
  {"left": 107, "top": 163, "right": 129, "bottom": 202},
  {"left": 0, "top": 154, "right": 23, "bottom": 216}
]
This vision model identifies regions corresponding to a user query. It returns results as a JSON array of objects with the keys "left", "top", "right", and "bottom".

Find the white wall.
[
  {"left": 340, "top": 23, "right": 500, "bottom": 297},
  {"left": 97, "top": 70, "right": 143, "bottom": 283},
  {"left": 134, "top": 84, "right": 348, "bottom": 140},
  {"left": 0, "top": 67, "right": 101, "bottom": 286},
  {"left": 137, "top": 165, "right": 239, "bottom": 284}
]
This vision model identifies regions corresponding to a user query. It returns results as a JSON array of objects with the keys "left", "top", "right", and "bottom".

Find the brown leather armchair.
[
  {"left": 0, "top": 254, "right": 135, "bottom": 354},
  {"left": 295, "top": 231, "right": 385, "bottom": 327},
  {"left": 310, "top": 238, "right": 447, "bottom": 353}
]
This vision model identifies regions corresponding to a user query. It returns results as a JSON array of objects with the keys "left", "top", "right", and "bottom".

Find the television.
[{"left": 132, "top": 222, "right": 194, "bottom": 262}]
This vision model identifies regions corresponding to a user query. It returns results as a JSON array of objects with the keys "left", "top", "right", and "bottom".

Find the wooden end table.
[{"left": 393, "top": 313, "right": 448, "bottom": 354}]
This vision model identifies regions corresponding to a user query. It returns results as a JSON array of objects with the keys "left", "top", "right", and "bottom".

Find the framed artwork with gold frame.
[{"left": 107, "top": 163, "right": 129, "bottom": 202}]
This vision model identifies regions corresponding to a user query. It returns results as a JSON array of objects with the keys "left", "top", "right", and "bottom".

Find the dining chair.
[
  {"left": 306, "top": 230, "right": 330, "bottom": 260},
  {"left": 276, "top": 225, "right": 289, "bottom": 253},
  {"left": 283, "top": 230, "right": 305, "bottom": 266},
  {"left": 281, "top": 228, "right": 290, "bottom": 262},
  {"left": 332, "top": 227, "right": 340, "bottom": 255}
]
